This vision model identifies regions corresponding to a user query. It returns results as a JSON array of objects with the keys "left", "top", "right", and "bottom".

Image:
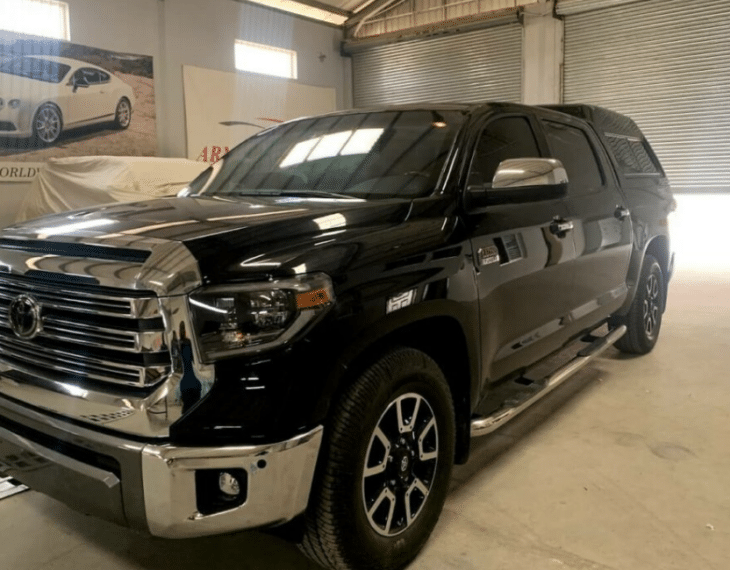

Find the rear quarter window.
[{"left": 605, "top": 133, "right": 660, "bottom": 175}]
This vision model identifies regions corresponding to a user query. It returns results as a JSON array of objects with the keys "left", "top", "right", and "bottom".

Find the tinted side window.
[
  {"left": 470, "top": 116, "right": 541, "bottom": 187},
  {"left": 97, "top": 71, "right": 110, "bottom": 83},
  {"left": 543, "top": 121, "right": 604, "bottom": 195},
  {"left": 74, "top": 68, "right": 99, "bottom": 85},
  {"left": 605, "top": 134, "right": 659, "bottom": 175}
]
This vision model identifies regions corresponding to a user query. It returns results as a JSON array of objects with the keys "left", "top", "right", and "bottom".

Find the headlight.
[
  {"left": 188, "top": 273, "right": 335, "bottom": 362},
  {"left": 8, "top": 99, "right": 20, "bottom": 109}
]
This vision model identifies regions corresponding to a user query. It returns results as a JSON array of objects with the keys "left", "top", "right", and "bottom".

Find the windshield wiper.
[
  {"left": 276, "top": 190, "right": 360, "bottom": 200},
  {"left": 232, "top": 190, "right": 360, "bottom": 200}
]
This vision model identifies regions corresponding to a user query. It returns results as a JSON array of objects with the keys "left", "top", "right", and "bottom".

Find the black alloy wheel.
[
  {"left": 642, "top": 270, "right": 661, "bottom": 340},
  {"left": 362, "top": 392, "right": 439, "bottom": 537},
  {"left": 299, "top": 347, "right": 455, "bottom": 570},
  {"left": 615, "top": 254, "right": 665, "bottom": 354}
]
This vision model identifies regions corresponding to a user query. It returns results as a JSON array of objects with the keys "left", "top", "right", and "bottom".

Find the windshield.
[
  {"left": 193, "top": 110, "right": 465, "bottom": 200},
  {"left": 0, "top": 57, "right": 71, "bottom": 83}
]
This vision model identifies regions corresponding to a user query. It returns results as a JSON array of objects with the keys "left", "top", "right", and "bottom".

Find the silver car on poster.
[{"left": 0, "top": 55, "right": 135, "bottom": 145}]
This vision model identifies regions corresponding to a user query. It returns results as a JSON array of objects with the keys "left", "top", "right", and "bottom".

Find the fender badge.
[{"left": 387, "top": 289, "right": 416, "bottom": 313}]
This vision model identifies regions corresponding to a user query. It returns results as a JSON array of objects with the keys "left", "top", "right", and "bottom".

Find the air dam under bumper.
[{"left": 0, "top": 399, "right": 323, "bottom": 538}]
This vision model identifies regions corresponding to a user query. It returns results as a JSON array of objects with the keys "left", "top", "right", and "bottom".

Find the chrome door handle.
[
  {"left": 550, "top": 218, "right": 574, "bottom": 237},
  {"left": 614, "top": 206, "right": 630, "bottom": 220}
]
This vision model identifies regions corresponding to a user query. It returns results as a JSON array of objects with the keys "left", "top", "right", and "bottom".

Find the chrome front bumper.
[
  {"left": 141, "top": 427, "right": 323, "bottom": 538},
  {"left": 0, "top": 395, "right": 322, "bottom": 538}
]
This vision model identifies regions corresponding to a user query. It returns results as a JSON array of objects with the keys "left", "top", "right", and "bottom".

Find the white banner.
[
  {"left": 0, "top": 162, "right": 43, "bottom": 182},
  {"left": 183, "top": 65, "right": 337, "bottom": 162}
]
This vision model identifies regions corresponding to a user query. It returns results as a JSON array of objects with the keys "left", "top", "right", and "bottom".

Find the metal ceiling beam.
[
  {"left": 342, "top": 7, "right": 521, "bottom": 52},
  {"left": 235, "top": 0, "right": 352, "bottom": 20},
  {"left": 287, "top": 0, "right": 353, "bottom": 18},
  {"left": 344, "top": 0, "right": 404, "bottom": 29},
  {"left": 556, "top": 0, "right": 643, "bottom": 16}
]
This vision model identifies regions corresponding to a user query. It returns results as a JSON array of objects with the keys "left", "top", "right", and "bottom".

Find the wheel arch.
[
  {"left": 617, "top": 232, "right": 671, "bottom": 318},
  {"left": 32, "top": 100, "right": 64, "bottom": 127},
  {"left": 116, "top": 96, "right": 133, "bottom": 117},
  {"left": 327, "top": 315, "right": 474, "bottom": 465},
  {"left": 30, "top": 101, "right": 64, "bottom": 144},
  {"left": 644, "top": 235, "right": 671, "bottom": 311}
]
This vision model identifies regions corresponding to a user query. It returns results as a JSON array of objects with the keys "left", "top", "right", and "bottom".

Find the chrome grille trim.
[
  {"left": 0, "top": 309, "right": 164, "bottom": 353},
  {"left": 0, "top": 235, "right": 213, "bottom": 438},
  {"left": 0, "top": 273, "right": 169, "bottom": 388},
  {"left": 0, "top": 275, "right": 160, "bottom": 319},
  {"left": 0, "top": 335, "right": 150, "bottom": 386}
]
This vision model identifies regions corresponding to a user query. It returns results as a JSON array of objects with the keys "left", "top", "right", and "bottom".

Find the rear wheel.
[
  {"left": 615, "top": 254, "right": 664, "bottom": 354},
  {"left": 114, "top": 98, "right": 131, "bottom": 129},
  {"left": 299, "top": 347, "right": 455, "bottom": 570}
]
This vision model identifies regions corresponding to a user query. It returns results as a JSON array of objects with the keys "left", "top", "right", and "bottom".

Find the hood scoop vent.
[{"left": 0, "top": 239, "right": 151, "bottom": 264}]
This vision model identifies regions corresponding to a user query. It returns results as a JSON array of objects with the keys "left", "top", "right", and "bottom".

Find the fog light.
[
  {"left": 219, "top": 471, "right": 241, "bottom": 497},
  {"left": 195, "top": 468, "right": 248, "bottom": 515}
]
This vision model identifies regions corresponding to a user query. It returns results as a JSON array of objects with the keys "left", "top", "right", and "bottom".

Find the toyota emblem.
[{"left": 8, "top": 294, "right": 43, "bottom": 339}]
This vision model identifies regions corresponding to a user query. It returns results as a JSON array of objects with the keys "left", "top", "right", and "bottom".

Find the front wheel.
[
  {"left": 32, "top": 104, "right": 62, "bottom": 145},
  {"left": 615, "top": 254, "right": 665, "bottom": 354},
  {"left": 299, "top": 348, "right": 455, "bottom": 570}
]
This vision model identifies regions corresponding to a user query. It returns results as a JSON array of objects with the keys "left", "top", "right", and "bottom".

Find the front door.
[
  {"left": 67, "top": 68, "right": 108, "bottom": 125},
  {"left": 466, "top": 114, "right": 576, "bottom": 389}
]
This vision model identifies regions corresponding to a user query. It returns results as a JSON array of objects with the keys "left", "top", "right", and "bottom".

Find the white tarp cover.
[{"left": 15, "top": 156, "right": 207, "bottom": 223}]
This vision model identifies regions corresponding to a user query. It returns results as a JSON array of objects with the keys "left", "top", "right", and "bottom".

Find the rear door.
[
  {"left": 540, "top": 116, "right": 633, "bottom": 328},
  {"left": 465, "top": 113, "right": 576, "bottom": 388}
]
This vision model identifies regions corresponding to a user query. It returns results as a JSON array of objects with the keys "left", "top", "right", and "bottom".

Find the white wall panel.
[{"left": 163, "top": 0, "right": 350, "bottom": 158}]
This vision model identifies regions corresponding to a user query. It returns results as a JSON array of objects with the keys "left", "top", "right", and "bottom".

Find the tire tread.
[
  {"left": 615, "top": 254, "right": 664, "bottom": 354},
  {"left": 299, "top": 348, "right": 453, "bottom": 570}
]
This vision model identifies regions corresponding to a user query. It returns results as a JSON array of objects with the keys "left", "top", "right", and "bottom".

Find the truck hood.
[{"left": 1, "top": 195, "right": 421, "bottom": 283}]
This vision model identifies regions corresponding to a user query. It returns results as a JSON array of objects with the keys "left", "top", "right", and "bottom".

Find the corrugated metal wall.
[
  {"left": 563, "top": 0, "right": 730, "bottom": 192},
  {"left": 352, "top": 24, "right": 522, "bottom": 107}
]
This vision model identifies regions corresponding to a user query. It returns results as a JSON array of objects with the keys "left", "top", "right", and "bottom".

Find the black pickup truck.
[{"left": 0, "top": 102, "right": 673, "bottom": 570}]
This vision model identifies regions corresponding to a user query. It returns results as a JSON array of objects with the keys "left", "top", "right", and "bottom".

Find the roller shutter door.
[
  {"left": 562, "top": 0, "right": 730, "bottom": 193},
  {"left": 352, "top": 24, "right": 522, "bottom": 108}
]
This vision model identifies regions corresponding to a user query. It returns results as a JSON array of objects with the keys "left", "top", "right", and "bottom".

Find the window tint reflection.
[{"left": 198, "top": 111, "right": 465, "bottom": 200}]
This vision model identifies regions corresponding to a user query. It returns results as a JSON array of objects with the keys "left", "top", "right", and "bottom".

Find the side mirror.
[
  {"left": 70, "top": 77, "right": 89, "bottom": 93},
  {"left": 467, "top": 158, "right": 568, "bottom": 208}
]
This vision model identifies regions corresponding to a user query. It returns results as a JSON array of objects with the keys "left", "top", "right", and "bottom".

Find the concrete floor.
[{"left": 2, "top": 266, "right": 729, "bottom": 570}]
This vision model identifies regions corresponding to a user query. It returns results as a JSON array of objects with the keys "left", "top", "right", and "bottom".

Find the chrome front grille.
[{"left": 0, "top": 273, "right": 170, "bottom": 388}]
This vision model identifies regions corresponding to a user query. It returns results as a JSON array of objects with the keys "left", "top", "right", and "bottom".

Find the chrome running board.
[{"left": 470, "top": 325, "right": 626, "bottom": 437}]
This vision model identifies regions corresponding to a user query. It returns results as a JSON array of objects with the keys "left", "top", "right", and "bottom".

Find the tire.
[
  {"left": 299, "top": 347, "right": 455, "bottom": 570},
  {"left": 32, "top": 103, "right": 62, "bottom": 145},
  {"left": 615, "top": 254, "right": 664, "bottom": 354},
  {"left": 114, "top": 98, "right": 132, "bottom": 129}
]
